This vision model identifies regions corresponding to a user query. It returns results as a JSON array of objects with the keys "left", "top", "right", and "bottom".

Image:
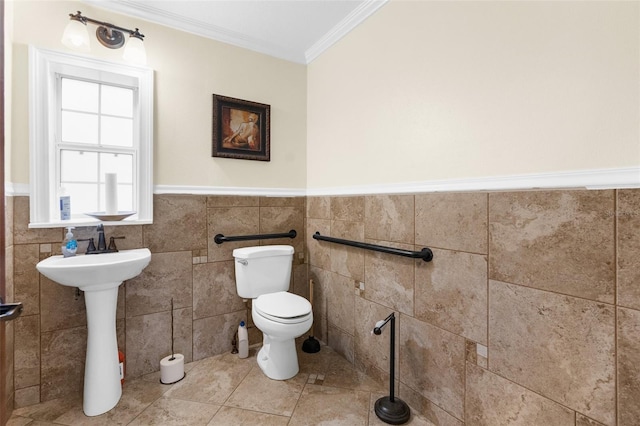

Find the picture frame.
[{"left": 212, "top": 94, "right": 271, "bottom": 161}]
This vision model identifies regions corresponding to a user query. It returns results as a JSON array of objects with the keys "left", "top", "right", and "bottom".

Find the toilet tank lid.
[{"left": 233, "top": 245, "right": 294, "bottom": 259}]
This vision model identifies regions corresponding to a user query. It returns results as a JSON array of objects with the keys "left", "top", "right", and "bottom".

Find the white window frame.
[{"left": 29, "top": 46, "right": 153, "bottom": 227}]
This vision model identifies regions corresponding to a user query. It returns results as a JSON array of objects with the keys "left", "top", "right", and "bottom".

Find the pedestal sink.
[{"left": 36, "top": 248, "right": 151, "bottom": 416}]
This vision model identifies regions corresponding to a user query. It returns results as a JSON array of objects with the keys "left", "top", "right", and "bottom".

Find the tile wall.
[
  {"left": 10, "top": 195, "right": 307, "bottom": 408},
  {"left": 307, "top": 189, "right": 640, "bottom": 426},
  {"left": 2, "top": 194, "right": 15, "bottom": 424}
]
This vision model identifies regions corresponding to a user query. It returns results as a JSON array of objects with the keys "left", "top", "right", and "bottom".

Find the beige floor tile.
[
  {"left": 127, "top": 397, "right": 220, "bottom": 425},
  {"left": 288, "top": 384, "right": 370, "bottom": 426},
  {"left": 225, "top": 367, "right": 307, "bottom": 416},
  {"left": 53, "top": 378, "right": 169, "bottom": 425},
  {"left": 164, "top": 352, "right": 253, "bottom": 404},
  {"left": 208, "top": 406, "right": 289, "bottom": 425}
]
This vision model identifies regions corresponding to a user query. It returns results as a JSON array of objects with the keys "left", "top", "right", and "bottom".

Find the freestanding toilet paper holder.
[
  {"left": 160, "top": 298, "right": 186, "bottom": 385},
  {"left": 373, "top": 312, "right": 410, "bottom": 424}
]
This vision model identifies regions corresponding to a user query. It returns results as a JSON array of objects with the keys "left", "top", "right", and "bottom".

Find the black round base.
[
  {"left": 374, "top": 396, "right": 411, "bottom": 425},
  {"left": 302, "top": 336, "right": 321, "bottom": 353}
]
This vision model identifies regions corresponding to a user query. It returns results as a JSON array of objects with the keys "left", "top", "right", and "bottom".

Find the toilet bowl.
[
  {"left": 233, "top": 245, "right": 313, "bottom": 381},
  {"left": 252, "top": 291, "right": 313, "bottom": 380}
]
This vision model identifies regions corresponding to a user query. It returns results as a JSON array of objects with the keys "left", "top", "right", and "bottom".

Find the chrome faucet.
[{"left": 79, "top": 224, "right": 125, "bottom": 254}]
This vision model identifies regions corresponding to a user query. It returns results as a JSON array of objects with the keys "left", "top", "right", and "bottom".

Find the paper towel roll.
[
  {"left": 105, "top": 173, "right": 118, "bottom": 215},
  {"left": 160, "top": 353, "right": 185, "bottom": 384}
]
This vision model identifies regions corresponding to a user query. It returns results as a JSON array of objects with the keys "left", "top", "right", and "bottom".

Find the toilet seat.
[{"left": 254, "top": 292, "right": 312, "bottom": 324}]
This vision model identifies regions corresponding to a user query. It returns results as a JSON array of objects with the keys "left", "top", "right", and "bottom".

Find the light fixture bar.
[{"left": 68, "top": 11, "right": 145, "bottom": 43}]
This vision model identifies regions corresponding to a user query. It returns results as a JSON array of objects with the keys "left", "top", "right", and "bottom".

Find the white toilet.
[{"left": 233, "top": 245, "right": 313, "bottom": 380}]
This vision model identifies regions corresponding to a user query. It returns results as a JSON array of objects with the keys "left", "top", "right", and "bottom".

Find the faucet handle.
[
  {"left": 78, "top": 238, "right": 96, "bottom": 253},
  {"left": 108, "top": 236, "right": 125, "bottom": 252}
]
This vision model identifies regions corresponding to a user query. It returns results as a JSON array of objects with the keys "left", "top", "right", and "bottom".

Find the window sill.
[{"left": 29, "top": 217, "right": 152, "bottom": 229}]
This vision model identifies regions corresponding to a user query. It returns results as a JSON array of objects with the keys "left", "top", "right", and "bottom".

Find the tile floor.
[{"left": 8, "top": 342, "right": 432, "bottom": 425}]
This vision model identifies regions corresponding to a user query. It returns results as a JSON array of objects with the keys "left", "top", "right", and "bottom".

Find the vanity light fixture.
[{"left": 62, "top": 11, "right": 147, "bottom": 65}]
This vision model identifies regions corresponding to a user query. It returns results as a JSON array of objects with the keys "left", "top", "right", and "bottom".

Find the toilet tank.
[{"left": 233, "top": 245, "right": 294, "bottom": 298}]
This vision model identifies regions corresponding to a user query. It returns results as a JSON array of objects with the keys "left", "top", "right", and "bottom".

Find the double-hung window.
[{"left": 29, "top": 47, "right": 153, "bottom": 227}]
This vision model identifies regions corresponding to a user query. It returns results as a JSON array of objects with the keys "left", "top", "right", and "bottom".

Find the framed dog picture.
[{"left": 212, "top": 94, "right": 270, "bottom": 161}]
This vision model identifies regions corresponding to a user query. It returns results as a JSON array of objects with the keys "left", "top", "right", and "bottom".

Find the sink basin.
[
  {"left": 36, "top": 248, "right": 151, "bottom": 416},
  {"left": 36, "top": 248, "right": 151, "bottom": 291}
]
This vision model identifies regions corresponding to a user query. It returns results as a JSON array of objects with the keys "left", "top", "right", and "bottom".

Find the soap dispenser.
[{"left": 61, "top": 226, "right": 77, "bottom": 258}]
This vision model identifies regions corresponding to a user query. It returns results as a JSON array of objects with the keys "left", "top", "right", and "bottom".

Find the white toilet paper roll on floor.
[{"left": 160, "top": 353, "right": 185, "bottom": 384}]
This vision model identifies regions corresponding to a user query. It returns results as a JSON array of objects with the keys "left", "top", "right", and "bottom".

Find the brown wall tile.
[
  {"left": 329, "top": 220, "right": 364, "bottom": 282},
  {"left": 363, "top": 240, "right": 415, "bottom": 316},
  {"left": 326, "top": 272, "right": 355, "bottom": 336},
  {"left": 143, "top": 195, "right": 207, "bottom": 253},
  {"left": 259, "top": 206, "right": 304, "bottom": 253},
  {"left": 125, "top": 311, "right": 171, "bottom": 378},
  {"left": 364, "top": 195, "right": 414, "bottom": 244},
  {"left": 617, "top": 189, "right": 640, "bottom": 310},
  {"left": 617, "top": 306, "right": 640, "bottom": 426},
  {"left": 307, "top": 218, "right": 331, "bottom": 270},
  {"left": 14, "top": 244, "right": 40, "bottom": 316},
  {"left": 399, "top": 383, "right": 463, "bottom": 426},
  {"left": 125, "top": 251, "right": 193, "bottom": 318},
  {"left": 331, "top": 196, "right": 364, "bottom": 222},
  {"left": 327, "top": 323, "right": 354, "bottom": 364},
  {"left": 307, "top": 196, "right": 330, "bottom": 220},
  {"left": 207, "top": 206, "right": 260, "bottom": 262},
  {"left": 193, "top": 310, "right": 245, "bottom": 360},
  {"left": 193, "top": 260, "right": 244, "bottom": 319},
  {"left": 40, "top": 327, "right": 86, "bottom": 401},
  {"left": 13, "top": 197, "right": 61, "bottom": 245},
  {"left": 415, "top": 248, "right": 487, "bottom": 344},
  {"left": 489, "top": 190, "right": 615, "bottom": 303},
  {"left": 40, "top": 276, "right": 86, "bottom": 333},
  {"left": 465, "top": 363, "right": 574, "bottom": 425},
  {"left": 415, "top": 192, "right": 487, "bottom": 254},
  {"left": 14, "top": 315, "right": 40, "bottom": 390},
  {"left": 489, "top": 280, "right": 615, "bottom": 425},
  {"left": 399, "top": 314, "right": 465, "bottom": 420}
]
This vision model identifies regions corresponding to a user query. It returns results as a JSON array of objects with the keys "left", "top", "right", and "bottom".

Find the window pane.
[
  {"left": 60, "top": 150, "right": 98, "bottom": 183},
  {"left": 101, "top": 85, "right": 133, "bottom": 117},
  {"left": 64, "top": 183, "right": 99, "bottom": 215},
  {"left": 61, "top": 78, "right": 98, "bottom": 113},
  {"left": 61, "top": 111, "right": 98, "bottom": 144},
  {"left": 100, "top": 116, "right": 133, "bottom": 147},
  {"left": 100, "top": 153, "right": 133, "bottom": 183}
]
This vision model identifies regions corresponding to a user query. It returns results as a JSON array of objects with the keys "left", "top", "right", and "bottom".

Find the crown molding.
[
  {"left": 84, "top": 0, "right": 300, "bottom": 63},
  {"left": 305, "top": 0, "right": 388, "bottom": 64}
]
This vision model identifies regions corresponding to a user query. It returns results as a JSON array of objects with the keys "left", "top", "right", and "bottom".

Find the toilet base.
[{"left": 256, "top": 335, "right": 299, "bottom": 380}]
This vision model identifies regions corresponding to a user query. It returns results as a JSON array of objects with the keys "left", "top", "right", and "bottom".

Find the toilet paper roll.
[{"left": 160, "top": 353, "right": 185, "bottom": 384}]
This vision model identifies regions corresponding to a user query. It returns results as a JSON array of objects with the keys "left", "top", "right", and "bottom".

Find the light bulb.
[
  {"left": 61, "top": 19, "right": 90, "bottom": 52},
  {"left": 123, "top": 36, "right": 147, "bottom": 65}
]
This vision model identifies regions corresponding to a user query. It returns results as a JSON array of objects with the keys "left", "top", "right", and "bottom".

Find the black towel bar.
[
  {"left": 313, "top": 232, "right": 433, "bottom": 262},
  {"left": 214, "top": 229, "right": 297, "bottom": 244}
]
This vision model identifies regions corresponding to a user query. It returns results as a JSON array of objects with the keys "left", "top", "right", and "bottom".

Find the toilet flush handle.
[{"left": 237, "top": 259, "right": 248, "bottom": 266}]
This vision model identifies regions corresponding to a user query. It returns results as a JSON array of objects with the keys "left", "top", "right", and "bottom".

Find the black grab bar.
[
  {"left": 313, "top": 232, "right": 433, "bottom": 262},
  {"left": 214, "top": 229, "right": 297, "bottom": 244}
]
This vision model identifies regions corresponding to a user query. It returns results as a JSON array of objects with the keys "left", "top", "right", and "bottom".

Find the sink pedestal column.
[{"left": 82, "top": 282, "right": 122, "bottom": 416}]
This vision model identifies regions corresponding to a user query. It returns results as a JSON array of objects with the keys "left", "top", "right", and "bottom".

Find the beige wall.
[
  {"left": 9, "top": 0, "right": 307, "bottom": 189},
  {"left": 307, "top": 1, "right": 640, "bottom": 189}
]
